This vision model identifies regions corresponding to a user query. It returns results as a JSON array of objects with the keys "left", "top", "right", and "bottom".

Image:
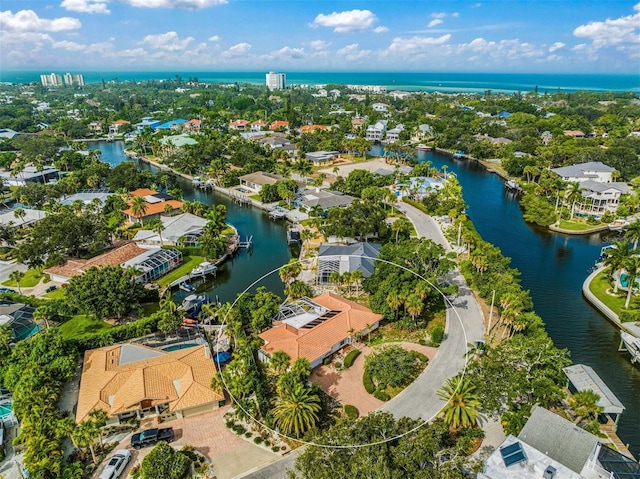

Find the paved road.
[{"left": 238, "top": 201, "right": 486, "bottom": 479}]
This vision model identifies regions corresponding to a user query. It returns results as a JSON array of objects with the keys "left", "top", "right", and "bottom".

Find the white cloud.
[
  {"left": 310, "top": 9, "right": 377, "bottom": 33},
  {"left": 60, "top": 0, "right": 110, "bottom": 14},
  {"left": 52, "top": 39, "right": 86, "bottom": 50},
  {"left": 549, "top": 42, "right": 565, "bottom": 52},
  {"left": 118, "top": 47, "right": 148, "bottom": 58},
  {"left": 309, "top": 39, "right": 330, "bottom": 50},
  {"left": 121, "top": 0, "right": 227, "bottom": 8},
  {"left": 208, "top": 35, "right": 220, "bottom": 42},
  {"left": 471, "top": 3, "right": 482, "bottom": 8},
  {"left": 0, "top": 9, "right": 81, "bottom": 32},
  {"left": 222, "top": 42, "right": 251, "bottom": 57},
  {"left": 373, "top": 26, "right": 389, "bottom": 33},
  {"left": 141, "top": 31, "right": 194, "bottom": 51},
  {"left": 452, "top": 12, "right": 459, "bottom": 18},
  {"left": 427, "top": 19, "right": 443, "bottom": 28},
  {"left": 573, "top": 4, "right": 640, "bottom": 48},
  {"left": 387, "top": 34, "right": 451, "bottom": 54},
  {"left": 271, "top": 46, "right": 306, "bottom": 60},
  {"left": 336, "top": 43, "right": 371, "bottom": 61},
  {"left": 431, "top": 12, "right": 447, "bottom": 19}
]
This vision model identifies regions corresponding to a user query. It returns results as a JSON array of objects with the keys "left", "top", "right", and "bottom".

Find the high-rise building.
[
  {"left": 266, "top": 71, "right": 286, "bottom": 90},
  {"left": 40, "top": 73, "right": 63, "bottom": 87},
  {"left": 64, "top": 73, "right": 85, "bottom": 86}
]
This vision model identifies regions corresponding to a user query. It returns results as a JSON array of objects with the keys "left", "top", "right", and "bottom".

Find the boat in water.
[
  {"left": 180, "top": 294, "right": 210, "bottom": 318},
  {"left": 608, "top": 219, "right": 630, "bottom": 231},
  {"left": 505, "top": 179, "right": 520, "bottom": 191},
  {"left": 287, "top": 223, "right": 301, "bottom": 244},
  {"left": 179, "top": 282, "right": 195, "bottom": 292},
  {"left": 453, "top": 150, "right": 465, "bottom": 159},
  {"left": 620, "top": 331, "right": 640, "bottom": 363},
  {"left": 190, "top": 261, "right": 217, "bottom": 277},
  {"left": 416, "top": 144, "right": 432, "bottom": 151}
]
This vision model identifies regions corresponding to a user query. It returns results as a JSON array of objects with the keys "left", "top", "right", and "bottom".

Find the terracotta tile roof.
[
  {"left": 270, "top": 121, "right": 289, "bottom": 130},
  {"left": 230, "top": 120, "right": 249, "bottom": 127},
  {"left": 112, "top": 119, "right": 130, "bottom": 125},
  {"left": 45, "top": 242, "right": 148, "bottom": 280},
  {"left": 129, "top": 188, "right": 158, "bottom": 198},
  {"left": 300, "top": 125, "right": 328, "bottom": 133},
  {"left": 76, "top": 344, "right": 223, "bottom": 423},
  {"left": 259, "top": 292, "right": 382, "bottom": 365},
  {"left": 123, "top": 199, "right": 183, "bottom": 219}
]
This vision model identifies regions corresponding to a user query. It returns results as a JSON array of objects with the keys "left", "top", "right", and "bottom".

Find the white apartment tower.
[
  {"left": 64, "top": 73, "right": 85, "bottom": 86},
  {"left": 266, "top": 71, "right": 286, "bottom": 90},
  {"left": 40, "top": 73, "right": 63, "bottom": 87}
]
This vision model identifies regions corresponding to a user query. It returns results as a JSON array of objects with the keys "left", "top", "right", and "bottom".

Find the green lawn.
[
  {"left": 156, "top": 255, "right": 205, "bottom": 287},
  {"left": 589, "top": 270, "right": 640, "bottom": 314},
  {"left": 140, "top": 303, "right": 160, "bottom": 316},
  {"left": 558, "top": 220, "right": 601, "bottom": 231},
  {"left": 2, "top": 268, "right": 46, "bottom": 288},
  {"left": 58, "top": 315, "right": 113, "bottom": 338},
  {"left": 44, "top": 288, "right": 66, "bottom": 300}
]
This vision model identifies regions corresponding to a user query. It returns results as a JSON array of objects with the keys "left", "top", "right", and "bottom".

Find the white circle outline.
[{"left": 212, "top": 253, "right": 471, "bottom": 449}]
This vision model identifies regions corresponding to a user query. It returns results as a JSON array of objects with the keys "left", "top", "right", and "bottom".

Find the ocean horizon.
[{"left": 1, "top": 71, "right": 638, "bottom": 94}]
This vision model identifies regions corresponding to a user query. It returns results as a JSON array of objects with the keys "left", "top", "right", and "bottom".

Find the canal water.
[{"left": 92, "top": 141, "right": 639, "bottom": 455}]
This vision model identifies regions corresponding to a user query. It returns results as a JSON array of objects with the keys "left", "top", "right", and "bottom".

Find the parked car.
[
  {"left": 130, "top": 427, "right": 174, "bottom": 449},
  {"left": 0, "top": 288, "right": 14, "bottom": 294},
  {"left": 99, "top": 449, "right": 131, "bottom": 479},
  {"left": 44, "top": 285, "right": 57, "bottom": 293}
]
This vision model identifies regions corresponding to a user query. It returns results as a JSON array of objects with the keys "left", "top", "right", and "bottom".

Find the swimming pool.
[
  {"left": 236, "top": 187, "right": 251, "bottom": 194},
  {"left": 163, "top": 342, "right": 199, "bottom": 352},
  {"left": 0, "top": 401, "right": 13, "bottom": 419},
  {"left": 619, "top": 273, "right": 639, "bottom": 289}
]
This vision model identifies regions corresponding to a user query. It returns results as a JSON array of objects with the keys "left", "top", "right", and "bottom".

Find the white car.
[{"left": 99, "top": 449, "right": 131, "bottom": 479}]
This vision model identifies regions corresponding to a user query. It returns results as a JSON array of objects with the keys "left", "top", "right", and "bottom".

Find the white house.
[
  {"left": 385, "top": 124, "right": 405, "bottom": 143},
  {"left": 371, "top": 102, "right": 389, "bottom": 112},
  {"left": 366, "top": 120, "right": 388, "bottom": 142},
  {"left": 550, "top": 162, "right": 616, "bottom": 184}
]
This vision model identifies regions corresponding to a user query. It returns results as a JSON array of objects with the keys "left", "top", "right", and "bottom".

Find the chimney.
[{"left": 543, "top": 466, "right": 556, "bottom": 479}]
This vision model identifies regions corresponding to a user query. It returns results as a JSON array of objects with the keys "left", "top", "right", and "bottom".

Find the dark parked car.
[{"left": 130, "top": 427, "right": 174, "bottom": 449}]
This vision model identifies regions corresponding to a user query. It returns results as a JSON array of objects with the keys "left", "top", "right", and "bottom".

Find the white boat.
[
  {"left": 620, "top": 331, "right": 640, "bottom": 363},
  {"left": 190, "top": 261, "right": 217, "bottom": 277},
  {"left": 192, "top": 176, "right": 204, "bottom": 186},
  {"left": 608, "top": 219, "right": 630, "bottom": 231},
  {"left": 416, "top": 144, "right": 432, "bottom": 151},
  {"left": 505, "top": 179, "right": 520, "bottom": 191}
]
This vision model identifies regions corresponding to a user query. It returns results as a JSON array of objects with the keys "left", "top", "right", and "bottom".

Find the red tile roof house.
[
  {"left": 123, "top": 188, "right": 183, "bottom": 223},
  {"left": 258, "top": 292, "right": 382, "bottom": 368},
  {"left": 184, "top": 119, "right": 201, "bottom": 132},
  {"left": 229, "top": 119, "right": 249, "bottom": 131},
  {"left": 269, "top": 120, "right": 289, "bottom": 131},
  {"left": 251, "top": 120, "right": 268, "bottom": 132}
]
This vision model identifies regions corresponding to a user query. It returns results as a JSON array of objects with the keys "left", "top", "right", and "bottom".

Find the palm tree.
[
  {"left": 437, "top": 375, "right": 482, "bottom": 430},
  {"left": 300, "top": 228, "right": 316, "bottom": 247},
  {"left": 622, "top": 255, "right": 640, "bottom": 309},
  {"left": 153, "top": 221, "right": 164, "bottom": 246},
  {"left": 565, "top": 181, "right": 583, "bottom": 220},
  {"left": 9, "top": 270, "right": 24, "bottom": 294},
  {"left": 270, "top": 350, "right": 291, "bottom": 375},
  {"left": 273, "top": 382, "right": 321, "bottom": 437},
  {"left": 350, "top": 269, "right": 364, "bottom": 295},
  {"left": 624, "top": 219, "right": 640, "bottom": 250},
  {"left": 13, "top": 207, "right": 26, "bottom": 223},
  {"left": 386, "top": 290, "right": 402, "bottom": 321},
  {"left": 405, "top": 293, "right": 424, "bottom": 327},
  {"left": 568, "top": 389, "right": 603, "bottom": 426},
  {"left": 603, "top": 240, "right": 633, "bottom": 292},
  {"left": 130, "top": 196, "right": 148, "bottom": 221}
]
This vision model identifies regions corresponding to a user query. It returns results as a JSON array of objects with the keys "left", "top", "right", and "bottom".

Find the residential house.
[
  {"left": 270, "top": 120, "right": 290, "bottom": 131},
  {"left": 251, "top": 120, "right": 267, "bottom": 132},
  {"left": 0, "top": 208, "right": 46, "bottom": 227},
  {"left": 576, "top": 180, "right": 629, "bottom": 216},
  {"left": 135, "top": 117, "right": 161, "bottom": 132},
  {"left": 479, "top": 406, "right": 639, "bottom": 479},
  {"left": 0, "top": 165, "right": 59, "bottom": 187},
  {"left": 133, "top": 213, "right": 208, "bottom": 246},
  {"left": 564, "top": 130, "right": 586, "bottom": 138},
  {"left": 297, "top": 188, "right": 355, "bottom": 211},
  {"left": 258, "top": 293, "right": 382, "bottom": 368},
  {"left": 371, "top": 102, "right": 389, "bottom": 112},
  {"left": 0, "top": 301, "right": 39, "bottom": 342},
  {"left": 184, "top": 119, "right": 201, "bottom": 132},
  {"left": 229, "top": 119, "right": 249, "bottom": 131},
  {"left": 0, "top": 129, "right": 20, "bottom": 140},
  {"left": 386, "top": 124, "right": 405, "bottom": 143},
  {"left": 122, "top": 188, "right": 183, "bottom": 223},
  {"left": 415, "top": 124, "right": 433, "bottom": 141},
  {"left": 259, "top": 135, "right": 291, "bottom": 150},
  {"left": 88, "top": 121, "right": 103, "bottom": 135},
  {"left": 316, "top": 242, "right": 381, "bottom": 284},
  {"left": 389, "top": 91, "right": 412, "bottom": 100},
  {"left": 155, "top": 119, "right": 188, "bottom": 131},
  {"left": 45, "top": 241, "right": 183, "bottom": 284},
  {"left": 351, "top": 117, "right": 366, "bottom": 129},
  {"left": 76, "top": 343, "right": 224, "bottom": 425},
  {"left": 60, "top": 190, "right": 114, "bottom": 207},
  {"left": 239, "top": 171, "right": 284, "bottom": 193},
  {"left": 305, "top": 151, "right": 338, "bottom": 167},
  {"left": 159, "top": 133, "right": 198, "bottom": 154},
  {"left": 109, "top": 120, "right": 130, "bottom": 135},
  {"left": 300, "top": 125, "right": 328, "bottom": 134},
  {"left": 550, "top": 162, "right": 616, "bottom": 184},
  {"left": 396, "top": 176, "right": 446, "bottom": 200},
  {"left": 366, "top": 120, "right": 388, "bottom": 142},
  {"left": 329, "top": 89, "right": 341, "bottom": 98}
]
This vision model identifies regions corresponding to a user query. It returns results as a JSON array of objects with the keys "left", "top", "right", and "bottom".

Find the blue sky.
[{"left": 1, "top": 0, "right": 639, "bottom": 73}]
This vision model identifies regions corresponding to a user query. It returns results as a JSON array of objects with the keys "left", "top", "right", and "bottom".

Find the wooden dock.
[
  {"left": 239, "top": 236, "right": 253, "bottom": 249},
  {"left": 601, "top": 420, "right": 635, "bottom": 459},
  {"left": 231, "top": 194, "right": 251, "bottom": 206}
]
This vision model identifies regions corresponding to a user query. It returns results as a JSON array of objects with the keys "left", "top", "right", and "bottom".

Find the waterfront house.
[
  {"left": 258, "top": 293, "right": 382, "bottom": 368},
  {"left": 366, "top": 120, "right": 388, "bottom": 142},
  {"left": 76, "top": 343, "right": 225, "bottom": 425},
  {"left": 480, "top": 406, "right": 638, "bottom": 479},
  {"left": 305, "top": 151, "right": 338, "bottom": 166},
  {"left": 133, "top": 213, "right": 208, "bottom": 246},
  {"left": 563, "top": 130, "right": 586, "bottom": 138},
  {"left": 229, "top": 119, "right": 249, "bottom": 131},
  {"left": 297, "top": 188, "right": 355, "bottom": 211},
  {"left": 251, "top": 120, "right": 267, "bottom": 132},
  {"left": 550, "top": 162, "right": 616, "bottom": 183},
  {"left": 109, "top": 120, "right": 130, "bottom": 135},
  {"left": 135, "top": 117, "right": 161, "bottom": 132},
  {"left": 316, "top": 242, "right": 381, "bottom": 284},
  {"left": 155, "top": 119, "right": 188, "bottom": 131},
  {"left": 351, "top": 117, "right": 366, "bottom": 129},
  {"left": 396, "top": 176, "right": 446, "bottom": 200},
  {"left": 386, "top": 124, "right": 405, "bottom": 143},
  {"left": 238, "top": 171, "right": 284, "bottom": 193},
  {"left": 159, "top": 133, "right": 198, "bottom": 155},
  {"left": 269, "top": 120, "right": 289, "bottom": 131},
  {"left": 60, "top": 190, "right": 114, "bottom": 207},
  {"left": 88, "top": 121, "right": 103, "bottom": 135},
  {"left": 0, "top": 165, "right": 59, "bottom": 187},
  {"left": 122, "top": 188, "right": 183, "bottom": 223},
  {"left": 45, "top": 241, "right": 183, "bottom": 284},
  {"left": 0, "top": 300, "right": 39, "bottom": 342}
]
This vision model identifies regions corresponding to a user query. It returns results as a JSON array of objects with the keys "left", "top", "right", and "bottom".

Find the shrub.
[
  {"left": 343, "top": 348, "right": 361, "bottom": 368},
  {"left": 430, "top": 326, "right": 444, "bottom": 345},
  {"left": 334, "top": 361, "right": 342, "bottom": 369},
  {"left": 245, "top": 432, "right": 252, "bottom": 438},
  {"left": 254, "top": 437, "right": 264, "bottom": 445},
  {"left": 344, "top": 405, "right": 359, "bottom": 419},
  {"left": 363, "top": 370, "right": 375, "bottom": 394},
  {"left": 620, "top": 310, "right": 640, "bottom": 323},
  {"left": 323, "top": 357, "right": 332, "bottom": 365},
  {"left": 373, "top": 390, "right": 391, "bottom": 401},
  {"left": 409, "top": 350, "right": 428, "bottom": 363},
  {"left": 272, "top": 446, "right": 280, "bottom": 453}
]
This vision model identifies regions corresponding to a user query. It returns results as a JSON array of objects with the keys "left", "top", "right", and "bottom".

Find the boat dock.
[
  {"left": 268, "top": 206, "right": 287, "bottom": 220},
  {"left": 238, "top": 236, "right": 253, "bottom": 249},
  {"left": 287, "top": 224, "right": 301, "bottom": 244},
  {"left": 231, "top": 194, "right": 252, "bottom": 206}
]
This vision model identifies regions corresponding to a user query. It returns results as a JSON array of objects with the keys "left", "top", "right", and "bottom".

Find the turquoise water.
[
  {"left": 163, "top": 342, "right": 198, "bottom": 352},
  {"left": 619, "top": 273, "right": 639, "bottom": 289},
  {"left": 3, "top": 71, "right": 639, "bottom": 93},
  {"left": 0, "top": 401, "right": 12, "bottom": 418}
]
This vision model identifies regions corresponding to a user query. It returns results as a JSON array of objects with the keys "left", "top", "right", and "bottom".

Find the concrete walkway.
[{"left": 239, "top": 199, "right": 487, "bottom": 479}]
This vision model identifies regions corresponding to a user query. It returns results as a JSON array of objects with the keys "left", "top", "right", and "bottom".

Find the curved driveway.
[{"left": 238, "top": 201, "right": 485, "bottom": 478}]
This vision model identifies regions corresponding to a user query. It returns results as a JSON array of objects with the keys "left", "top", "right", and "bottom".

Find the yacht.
[
  {"left": 608, "top": 219, "right": 630, "bottom": 231},
  {"left": 416, "top": 144, "right": 432, "bottom": 151},
  {"left": 190, "top": 261, "right": 217, "bottom": 277}
]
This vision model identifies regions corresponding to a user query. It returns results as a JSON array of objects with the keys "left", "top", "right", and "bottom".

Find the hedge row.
[
  {"left": 343, "top": 349, "right": 361, "bottom": 368},
  {"left": 409, "top": 350, "right": 428, "bottom": 363},
  {"left": 373, "top": 390, "right": 390, "bottom": 401},
  {"left": 363, "top": 370, "right": 375, "bottom": 394}
]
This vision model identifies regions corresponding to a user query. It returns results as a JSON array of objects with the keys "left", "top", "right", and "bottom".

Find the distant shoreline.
[{"left": 2, "top": 71, "right": 639, "bottom": 93}]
